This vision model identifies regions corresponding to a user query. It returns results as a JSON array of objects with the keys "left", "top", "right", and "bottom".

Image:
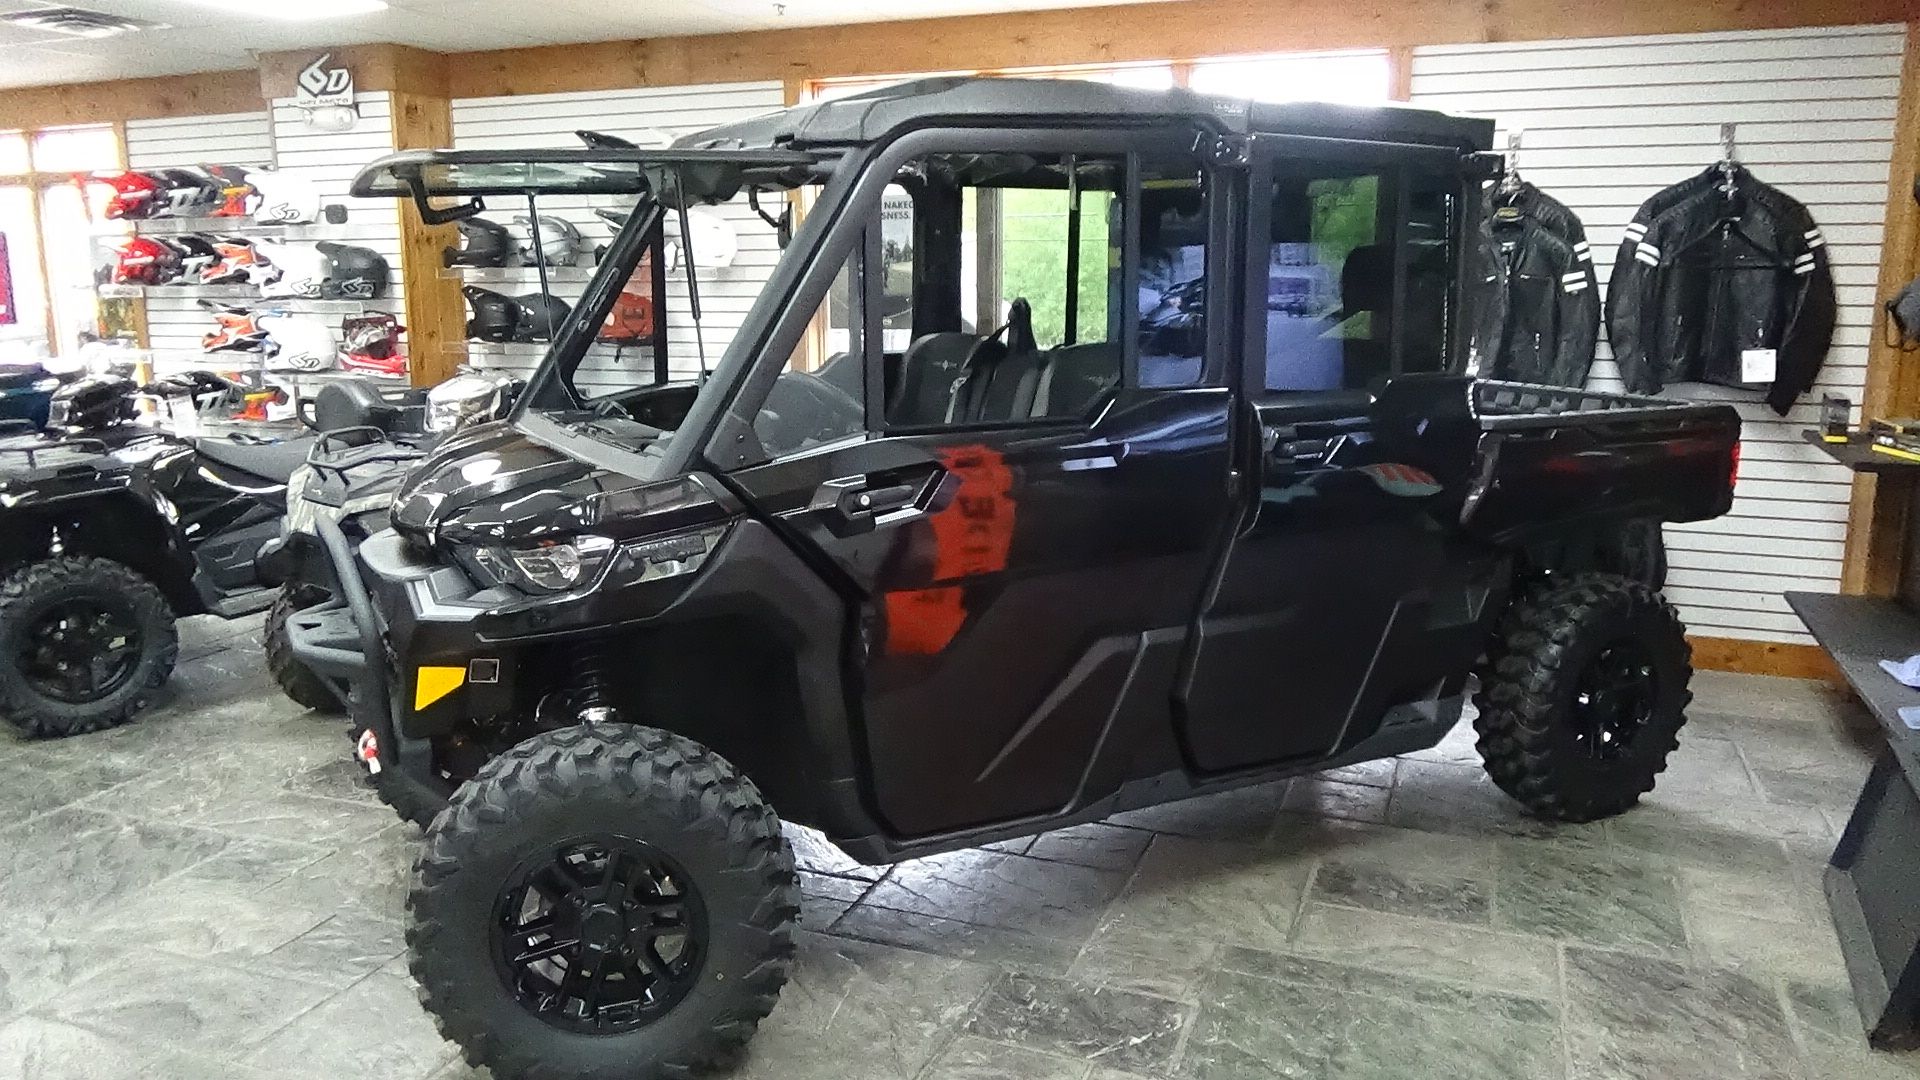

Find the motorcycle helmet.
[
  {"left": 202, "top": 237, "right": 278, "bottom": 287},
  {"left": 155, "top": 168, "right": 223, "bottom": 218},
  {"left": 202, "top": 165, "right": 255, "bottom": 218},
  {"left": 316, "top": 242, "right": 389, "bottom": 300},
  {"left": 665, "top": 205, "right": 738, "bottom": 270},
  {"left": 514, "top": 214, "right": 584, "bottom": 268},
  {"left": 148, "top": 369, "right": 244, "bottom": 415},
  {"left": 111, "top": 236, "right": 180, "bottom": 286},
  {"left": 513, "top": 292, "right": 572, "bottom": 342},
  {"left": 463, "top": 286, "right": 519, "bottom": 343},
  {"left": 259, "top": 313, "right": 337, "bottom": 372},
  {"left": 98, "top": 171, "right": 164, "bottom": 220},
  {"left": 162, "top": 235, "right": 220, "bottom": 282},
  {"left": 248, "top": 168, "right": 321, "bottom": 224},
  {"left": 200, "top": 302, "right": 272, "bottom": 354},
  {"left": 256, "top": 241, "right": 327, "bottom": 299},
  {"left": 599, "top": 288, "right": 655, "bottom": 345},
  {"left": 46, "top": 374, "right": 137, "bottom": 430},
  {"left": 341, "top": 313, "right": 406, "bottom": 377},
  {"left": 341, "top": 312, "right": 405, "bottom": 359},
  {"left": 444, "top": 217, "right": 514, "bottom": 268}
]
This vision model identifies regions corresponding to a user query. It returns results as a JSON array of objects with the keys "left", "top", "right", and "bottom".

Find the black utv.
[{"left": 296, "top": 78, "right": 1740, "bottom": 1079}]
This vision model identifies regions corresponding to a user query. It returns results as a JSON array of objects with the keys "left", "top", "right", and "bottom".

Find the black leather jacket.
[
  {"left": 1607, "top": 165, "right": 1836, "bottom": 414},
  {"left": 1471, "top": 212, "right": 1600, "bottom": 387}
]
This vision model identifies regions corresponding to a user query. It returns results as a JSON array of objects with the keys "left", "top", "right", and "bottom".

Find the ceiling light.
[
  {"left": 0, "top": 7, "right": 162, "bottom": 38},
  {"left": 180, "top": 0, "right": 389, "bottom": 18}
]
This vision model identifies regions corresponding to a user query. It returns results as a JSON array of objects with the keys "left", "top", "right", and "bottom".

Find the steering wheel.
[{"left": 756, "top": 371, "right": 864, "bottom": 455}]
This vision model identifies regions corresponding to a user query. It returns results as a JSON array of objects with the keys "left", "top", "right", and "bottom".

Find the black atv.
[
  {"left": 303, "top": 79, "right": 1740, "bottom": 1079},
  {"left": 258, "top": 369, "right": 519, "bottom": 722},
  {"left": 0, "top": 372, "right": 317, "bottom": 736}
]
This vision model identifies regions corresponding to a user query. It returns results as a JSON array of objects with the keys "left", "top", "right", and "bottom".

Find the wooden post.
[
  {"left": 1843, "top": 21, "right": 1920, "bottom": 597},
  {"left": 389, "top": 90, "right": 462, "bottom": 387},
  {"left": 1387, "top": 45, "right": 1415, "bottom": 101}
]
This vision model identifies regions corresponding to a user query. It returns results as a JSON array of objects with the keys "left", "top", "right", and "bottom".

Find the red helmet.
[
  {"left": 203, "top": 165, "right": 255, "bottom": 218},
  {"left": 340, "top": 312, "right": 407, "bottom": 377},
  {"left": 99, "top": 171, "right": 163, "bottom": 220},
  {"left": 112, "top": 236, "right": 180, "bottom": 285},
  {"left": 201, "top": 303, "right": 270, "bottom": 353},
  {"left": 598, "top": 289, "right": 655, "bottom": 345},
  {"left": 202, "top": 237, "right": 273, "bottom": 286}
]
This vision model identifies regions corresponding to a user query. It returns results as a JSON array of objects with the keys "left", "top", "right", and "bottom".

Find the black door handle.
[{"left": 809, "top": 472, "right": 938, "bottom": 536}]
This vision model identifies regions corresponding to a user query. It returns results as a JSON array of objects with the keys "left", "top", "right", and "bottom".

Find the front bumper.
[{"left": 282, "top": 518, "right": 472, "bottom": 813}]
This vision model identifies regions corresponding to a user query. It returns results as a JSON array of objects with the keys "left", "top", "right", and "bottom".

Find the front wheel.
[
  {"left": 1473, "top": 573, "right": 1691, "bottom": 822},
  {"left": 0, "top": 556, "right": 177, "bottom": 738},
  {"left": 265, "top": 585, "right": 340, "bottom": 713},
  {"left": 408, "top": 724, "right": 799, "bottom": 1079}
]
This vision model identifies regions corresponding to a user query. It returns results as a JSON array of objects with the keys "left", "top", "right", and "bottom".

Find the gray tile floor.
[{"left": 0, "top": 611, "right": 1912, "bottom": 1079}]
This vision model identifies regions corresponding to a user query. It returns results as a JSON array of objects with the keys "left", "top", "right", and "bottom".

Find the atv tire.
[
  {"left": 1473, "top": 573, "right": 1691, "bottom": 822},
  {"left": 0, "top": 556, "right": 177, "bottom": 738},
  {"left": 265, "top": 585, "right": 340, "bottom": 713},
  {"left": 409, "top": 724, "right": 798, "bottom": 1080}
]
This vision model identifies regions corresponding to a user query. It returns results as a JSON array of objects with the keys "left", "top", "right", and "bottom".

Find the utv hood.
[{"left": 390, "top": 421, "right": 625, "bottom": 548}]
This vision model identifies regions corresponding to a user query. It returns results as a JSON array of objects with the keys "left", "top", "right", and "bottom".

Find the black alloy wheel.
[
  {"left": 1569, "top": 640, "right": 1657, "bottom": 762},
  {"left": 492, "top": 836, "right": 709, "bottom": 1034},
  {"left": 20, "top": 599, "right": 140, "bottom": 703}
]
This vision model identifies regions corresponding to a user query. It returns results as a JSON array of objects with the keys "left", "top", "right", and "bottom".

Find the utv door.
[
  {"left": 1175, "top": 134, "right": 1471, "bottom": 773},
  {"left": 727, "top": 128, "right": 1239, "bottom": 838}
]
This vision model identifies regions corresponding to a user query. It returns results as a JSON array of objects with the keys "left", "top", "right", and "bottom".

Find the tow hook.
[{"left": 356, "top": 728, "right": 383, "bottom": 774}]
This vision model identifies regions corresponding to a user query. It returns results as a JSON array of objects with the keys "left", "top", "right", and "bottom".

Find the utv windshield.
[{"left": 352, "top": 146, "right": 831, "bottom": 465}]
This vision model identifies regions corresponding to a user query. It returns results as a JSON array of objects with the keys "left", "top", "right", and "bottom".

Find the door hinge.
[{"left": 1201, "top": 133, "right": 1250, "bottom": 169}]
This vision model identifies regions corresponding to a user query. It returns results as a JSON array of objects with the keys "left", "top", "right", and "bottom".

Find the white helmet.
[
  {"left": 664, "top": 205, "right": 738, "bottom": 269},
  {"left": 256, "top": 241, "right": 328, "bottom": 299},
  {"left": 513, "top": 214, "right": 583, "bottom": 267},
  {"left": 248, "top": 168, "right": 321, "bottom": 224},
  {"left": 258, "top": 312, "right": 337, "bottom": 372}
]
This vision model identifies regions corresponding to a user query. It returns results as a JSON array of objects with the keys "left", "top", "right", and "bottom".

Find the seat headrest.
[{"left": 1341, "top": 245, "right": 1395, "bottom": 314}]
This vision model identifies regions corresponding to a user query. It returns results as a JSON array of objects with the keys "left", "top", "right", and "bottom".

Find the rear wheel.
[
  {"left": 265, "top": 585, "right": 340, "bottom": 713},
  {"left": 408, "top": 724, "right": 798, "bottom": 1079},
  {"left": 1473, "top": 573, "right": 1691, "bottom": 822},
  {"left": 0, "top": 556, "right": 176, "bottom": 738}
]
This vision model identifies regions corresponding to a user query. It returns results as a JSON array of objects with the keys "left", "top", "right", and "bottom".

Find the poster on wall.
[{"left": 0, "top": 234, "right": 15, "bottom": 326}]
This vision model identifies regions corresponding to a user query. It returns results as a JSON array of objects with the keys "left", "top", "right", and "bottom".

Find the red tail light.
[{"left": 1730, "top": 440, "right": 1741, "bottom": 490}]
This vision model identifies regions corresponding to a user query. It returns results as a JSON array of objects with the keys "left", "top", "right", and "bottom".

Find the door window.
[
  {"left": 1261, "top": 160, "right": 1457, "bottom": 392},
  {"left": 750, "top": 236, "right": 866, "bottom": 458}
]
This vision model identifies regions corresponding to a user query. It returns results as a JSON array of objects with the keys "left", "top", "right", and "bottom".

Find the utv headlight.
[{"left": 475, "top": 535, "right": 617, "bottom": 593}]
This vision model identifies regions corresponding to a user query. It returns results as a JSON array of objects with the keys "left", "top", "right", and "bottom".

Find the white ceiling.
[{"left": 0, "top": 0, "right": 1166, "bottom": 90}]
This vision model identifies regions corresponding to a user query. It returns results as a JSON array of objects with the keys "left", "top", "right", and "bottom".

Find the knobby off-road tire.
[
  {"left": 0, "top": 556, "right": 177, "bottom": 738},
  {"left": 264, "top": 585, "right": 340, "bottom": 713},
  {"left": 408, "top": 724, "right": 799, "bottom": 1080},
  {"left": 1473, "top": 573, "right": 1691, "bottom": 822}
]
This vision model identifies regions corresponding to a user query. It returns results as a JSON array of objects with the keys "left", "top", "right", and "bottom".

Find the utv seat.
[
  {"left": 889, "top": 332, "right": 979, "bottom": 427},
  {"left": 194, "top": 433, "right": 314, "bottom": 485},
  {"left": 1032, "top": 341, "right": 1121, "bottom": 418},
  {"left": 950, "top": 298, "right": 1038, "bottom": 423}
]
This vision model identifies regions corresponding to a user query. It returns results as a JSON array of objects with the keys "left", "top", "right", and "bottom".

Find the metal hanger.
[
  {"left": 1498, "top": 129, "right": 1525, "bottom": 199},
  {"left": 1717, "top": 122, "right": 1739, "bottom": 198}
]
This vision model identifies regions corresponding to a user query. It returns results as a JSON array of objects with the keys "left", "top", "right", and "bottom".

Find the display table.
[
  {"left": 1787, "top": 590, "right": 1920, "bottom": 1049},
  {"left": 1801, "top": 429, "right": 1920, "bottom": 475}
]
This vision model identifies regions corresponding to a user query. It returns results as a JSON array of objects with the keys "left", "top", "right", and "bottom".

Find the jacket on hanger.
[
  {"left": 1471, "top": 213, "right": 1600, "bottom": 387},
  {"left": 1607, "top": 164, "right": 1836, "bottom": 414},
  {"left": 1504, "top": 181, "right": 1598, "bottom": 291}
]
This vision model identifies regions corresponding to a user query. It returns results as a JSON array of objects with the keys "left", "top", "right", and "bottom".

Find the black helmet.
[
  {"left": 463, "top": 286, "right": 520, "bottom": 342},
  {"left": 161, "top": 234, "right": 220, "bottom": 281},
  {"left": 47, "top": 374, "right": 137, "bottom": 430},
  {"left": 512, "top": 292, "right": 572, "bottom": 342},
  {"left": 315, "top": 241, "right": 390, "bottom": 299},
  {"left": 462, "top": 287, "right": 572, "bottom": 343},
  {"left": 444, "top": 216, "right": 513, "bottom": 268}
]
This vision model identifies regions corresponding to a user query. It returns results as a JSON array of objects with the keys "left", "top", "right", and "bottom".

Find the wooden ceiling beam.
[{"left": 0, "top": 68, "right": 261, "bottom": 131}]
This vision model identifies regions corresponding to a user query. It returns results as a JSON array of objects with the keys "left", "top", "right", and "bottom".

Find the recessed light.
[
  {"left": 180, "top": 0, "right": 389, "bottom": 19},
  {"left": 0, "top": 7, "right": 162, "bottom": 38}
]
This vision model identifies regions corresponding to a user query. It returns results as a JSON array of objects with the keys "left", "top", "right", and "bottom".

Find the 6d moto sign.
[{"left": 295, "top": 54, "right": 354, "bottom": 109}]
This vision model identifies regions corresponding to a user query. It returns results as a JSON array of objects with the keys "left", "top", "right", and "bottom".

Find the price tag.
[{"left": 1740, "top": 348, "right": 1777, "bottom": 383}]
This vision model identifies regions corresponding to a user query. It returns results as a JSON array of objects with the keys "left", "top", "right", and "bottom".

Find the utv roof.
[{"left": 677, "top": 76, "right": 1494, "bottom": 154}]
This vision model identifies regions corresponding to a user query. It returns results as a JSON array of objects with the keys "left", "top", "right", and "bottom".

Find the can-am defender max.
[{"left": 295, "top": 79, "right": 1740, "bottom": 1079}]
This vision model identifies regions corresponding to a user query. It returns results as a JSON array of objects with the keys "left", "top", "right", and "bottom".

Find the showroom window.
[
  {"left": 1187, "top": 49, "right": 1392, "bottom": 104},
  {"left": 0, "top": 124, "right": 125, "bottom": 360}
]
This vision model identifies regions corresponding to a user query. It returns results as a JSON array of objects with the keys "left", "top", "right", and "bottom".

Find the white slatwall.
[
  {"left": 125, "top": 97, "right": 409, "bottom": 384},
  {"left": 1412, "top": 24, "right": 1901, "bottom": 646},
  {"left": 268, "top": 92, "right": 409, "bottom": 365},
  {"left": 449, "top": 82, "right": 787, "bottom": 386}
]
